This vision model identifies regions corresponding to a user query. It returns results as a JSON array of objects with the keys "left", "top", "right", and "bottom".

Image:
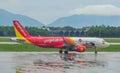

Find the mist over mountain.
[
  {"left": 1, "top": 9, "right": 120, "bottom": 28},
  {"left": 0, "top": 9, "right": 44, "bottom": 27},
  {"left": 48, "top": 14, "right": 120, "bottom": 27}
]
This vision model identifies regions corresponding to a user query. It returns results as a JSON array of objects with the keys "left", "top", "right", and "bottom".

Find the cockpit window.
[{"left": 102, "top": 41, "right": 105, "bottom": 44}]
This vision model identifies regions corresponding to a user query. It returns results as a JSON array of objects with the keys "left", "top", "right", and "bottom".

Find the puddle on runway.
[{"left": 0, "top": 52, "right": 120, "bottom": 73}]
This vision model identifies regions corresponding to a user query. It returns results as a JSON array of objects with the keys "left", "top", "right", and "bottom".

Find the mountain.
[
  {"left": 48, "top": 14, "right": 120, "bottom": 27},
  {"left": 0, "top": 9, "right": 44, "bottom": 27}
]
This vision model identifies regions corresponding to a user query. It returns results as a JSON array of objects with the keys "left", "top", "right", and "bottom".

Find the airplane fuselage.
[{"left": 27, "top": 37, "right": 109, "bottom": 49}]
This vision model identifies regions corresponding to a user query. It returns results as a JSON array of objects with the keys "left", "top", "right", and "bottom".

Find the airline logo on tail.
[
  {"left": 13, "top": 20, "right": 32, "bottom": 44},
  {"left": 15, "top": 21, "right": 27, "bottom": 37}
]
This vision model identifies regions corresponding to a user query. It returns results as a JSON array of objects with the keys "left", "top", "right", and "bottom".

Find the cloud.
[
  {"left": 0, "top": 0, "right": 20, "bottom": 5},
  {"left": 70, "top": 5, "right": 120, "bottom": 16}
]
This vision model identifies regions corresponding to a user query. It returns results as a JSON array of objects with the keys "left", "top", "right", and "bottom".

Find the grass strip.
[
  {"left": 0, "top": 38, "right": 13, "bottom": 42},
  {"left": 0, "top": 44, "right": 120, "bottom": 52}
]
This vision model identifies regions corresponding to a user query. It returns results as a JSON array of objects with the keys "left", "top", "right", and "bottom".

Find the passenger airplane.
[{"left": 13, "top": 20, "right": 109, "bottom": 57}]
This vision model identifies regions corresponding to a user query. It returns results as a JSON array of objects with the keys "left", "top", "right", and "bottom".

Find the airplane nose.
[{"left": 105, "top": 42, "right": 110, "bottom": 47}]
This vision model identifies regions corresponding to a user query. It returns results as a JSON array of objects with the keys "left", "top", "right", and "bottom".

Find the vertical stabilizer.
[{"left": 13, "top": 20, "right": 31, "bottom": 40}]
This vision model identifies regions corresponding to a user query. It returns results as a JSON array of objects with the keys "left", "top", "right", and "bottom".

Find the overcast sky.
[{"left": 0, "top": 0, "right": 120, "bottom": 24}]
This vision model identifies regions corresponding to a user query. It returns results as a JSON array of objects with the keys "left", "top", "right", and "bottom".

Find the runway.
[
  {"left": 110, "top": 43, "right": 120, "bottom": 45},
  {"left": 0, "top": 42, "right": 19, "bottom": 44},
  {"left": 0, "top": 42, "right": 120, "bottom": 45},
  {"left": 0, "top": 52, "right": 120, "bottom": 73}
]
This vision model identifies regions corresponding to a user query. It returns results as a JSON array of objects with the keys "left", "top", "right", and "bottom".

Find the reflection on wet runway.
[{"left": 0, "top": 52, "right": 120, "bottom": 73}]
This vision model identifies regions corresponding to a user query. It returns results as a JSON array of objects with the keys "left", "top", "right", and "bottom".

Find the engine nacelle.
[{"left": 75, "top": 46, "right": 86, "bottom": 52}]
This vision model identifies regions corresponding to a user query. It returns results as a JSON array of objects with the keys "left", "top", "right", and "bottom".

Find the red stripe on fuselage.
[{"left": 29, "top": 37, "right": 65, "bottom": 48}]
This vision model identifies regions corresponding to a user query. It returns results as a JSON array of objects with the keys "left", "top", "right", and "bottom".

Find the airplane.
[{"left": 13, "top": 20, "right": 109, "bottom": 59}]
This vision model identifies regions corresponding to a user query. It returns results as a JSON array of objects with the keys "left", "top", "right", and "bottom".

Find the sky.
[{"left": 0, "top": 0, "right": 120, "bottom": 24}]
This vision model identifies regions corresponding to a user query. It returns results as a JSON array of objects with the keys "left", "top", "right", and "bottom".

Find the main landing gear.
[{"left": 59, "top": 49, "right": 75, "bottom": 61}]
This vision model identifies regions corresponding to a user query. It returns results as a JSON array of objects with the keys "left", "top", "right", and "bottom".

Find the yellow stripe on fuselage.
[
  {"left": 69, "top": 37, "right": 77, "bottom": 45},
  {"left": 14, "top": 26, "right": 32, "bottom": 44}
]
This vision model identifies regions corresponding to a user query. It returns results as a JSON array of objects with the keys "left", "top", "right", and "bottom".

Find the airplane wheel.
[
  {"left": 95, "top": 50, "right": 97, "bottom": 54},
  {"left": 59, "top": 49, "right": 63, "bottom": 54},
  {"left": 64, "top": 50, "right": 69, "bottom": 61},
  {"left": 59, "top": 49, "right": 63, "bottom": 59},
  {"left": 64, "top": 50, "right": 68, "bottom": 55},
  {"left": 93, "top": 46, "right": 97, "bottom": 54}
]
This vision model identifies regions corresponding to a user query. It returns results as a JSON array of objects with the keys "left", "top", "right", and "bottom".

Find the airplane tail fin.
[{"left": 13, "top": 20, "right": 31, "bottom": 40}]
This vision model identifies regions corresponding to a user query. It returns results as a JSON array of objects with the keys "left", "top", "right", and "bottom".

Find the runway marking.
[{"left": 110, "top": 43, "right": 120, "bottom": 45}]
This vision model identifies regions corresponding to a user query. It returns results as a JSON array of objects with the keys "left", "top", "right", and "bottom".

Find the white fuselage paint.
[{"left": 70, "top": 37, "right": 109, "bottom": 48}]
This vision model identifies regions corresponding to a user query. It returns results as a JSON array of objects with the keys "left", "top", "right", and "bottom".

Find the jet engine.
[{"left": 75, "top": 46, "right": 86, "bottom": 52}]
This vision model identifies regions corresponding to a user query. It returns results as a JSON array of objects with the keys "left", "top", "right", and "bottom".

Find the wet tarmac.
[{"left": 0, "top": 52, "right": 120, "bottom": 73}]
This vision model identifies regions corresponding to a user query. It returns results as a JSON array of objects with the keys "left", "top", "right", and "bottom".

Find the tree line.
[
  {"left": 0, "top": 25, "right": 120, "bottom": 37},
  {"left": 0, "top": 26, "right": 52, "bottom": 37},
  {"left": 86, "top": 25, "right": 120, "bottom": 37}
]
